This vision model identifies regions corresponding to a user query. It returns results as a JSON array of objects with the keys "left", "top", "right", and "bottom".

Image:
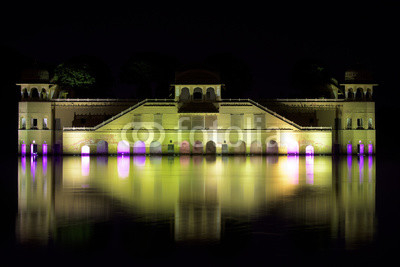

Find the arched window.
[
  {"left": 193, "top": 87, "right": 203, "bottom": 101},
  {"left": 305, "top": 145, "right": 314, "bottom": 155},
  {"left": 22, "top": 88, "right": 28, "bottom": 98},
  {"left": 180, "top": 87, "right": 190, "bottom": 102},
  {"left": 41, "top": 88, "right": 47, "bottom": 99},
  {"left": 347, "top": 88, "right": 354, "bottom": 99},
  {"left": 193, "top": 140, "right": 203, "bottom": 154},
  {"left": 234, "top": 141, "right": 246, "bottom": 154},
  {"left": 31, "top": 88, "right": 39, "bottom": 99},
  {"left": 366, "top": 89, "right": 372, "bottom": 100},
  {"left": 133, "top": 141, "right": 146, "bottom": 154},
  {"left": 206, "top": 87, "right": 216, "bottom": 101},
  {"left": 356, "top": 88, "right": 364, "bottom": 100}
]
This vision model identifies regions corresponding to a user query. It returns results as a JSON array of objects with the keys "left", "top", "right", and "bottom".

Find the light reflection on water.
[{"left": 17, "top": 155, "right": 376, "bottom": 253}]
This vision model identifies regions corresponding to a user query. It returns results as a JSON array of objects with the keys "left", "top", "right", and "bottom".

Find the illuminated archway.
[
  {"left": 205, "top": 140, "right": 216, "bottom": 154},
  {"left": 193, "top": 87, "right": 203, "bottom": 100},
  {"left": 97, "top": 140, "right": 108, "bottom": 154},
  {"left": 267, "top": 140, "right": 278, "bottom": 154},
  {"left": 81, "top": 145, "right": 90, "bottom": 155},
  {"left": 250, "top": 141, "right": 262, "bottom": 154},
  {"left": 180, "top": 141, "right": 190, "bottom": 154},
  {"left": 193, "top": 140, "right": 203, "bottom": 154},
  {"left": 287, "top": 140, "right": 299, "bottom": 155},
  {"left": 133, "top": 141, "right": 146, "bottom": 154},
  {"left": 234, "top": 141, "right": 246, "bottom": 154},
  {"left": 117, "top": 140, "right": 130, "bottom": 155},
  {"left": 305, "top": 145, "right": 314, "bottom": 155},
  {"left": 149, "top": 141, "right": 162, "bottom": 154}
]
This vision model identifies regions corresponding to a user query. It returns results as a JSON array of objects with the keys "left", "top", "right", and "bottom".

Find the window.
[
  {"left": 21, "top": 118, "right": 26, "bottom": 129},
  {"left": 154, "top": 114, "right": 162, "bottom": 127},
  {"left": 43, "top": 118, "right": 48, "bottom": 129},
  {"left": 368, "top": 118, "right": 373, "bottom": 129},
  {"left": 192, "top": 116, "right": 204, "bottom": 129},
  {"left": 133, "top": 114, "right": 141, "bottom": 125},
  {"left": 193, "top": 88, "right": 203, "bottom": 100},
  {"left": 254, "top": 114, "right": 265, "bottom": 128},
  {"left": 357, "top": 118, "right": 363, "bottom": 129},
  {"left": 205, "top": 115, "right": 217, "bottom": 129},
  {"left": 231, "top": 114, "right": 243, "bottom": 128},
  {"left": 346, "top": 118, "right": 352, "bottom": 129},
  {"left": 31, "top": 118, "right": 38, "bottom": 129}
]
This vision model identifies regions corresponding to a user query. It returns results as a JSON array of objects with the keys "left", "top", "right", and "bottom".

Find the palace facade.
[{"left": 17, "top": 69, "right": 376, "bottom": 155}]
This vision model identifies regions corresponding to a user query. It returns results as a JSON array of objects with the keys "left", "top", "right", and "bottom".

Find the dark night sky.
[{"left": 2, "top": 2, "right": 398, "bottom": 100}]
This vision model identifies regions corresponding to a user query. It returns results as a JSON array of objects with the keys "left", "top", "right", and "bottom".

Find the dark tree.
[
  {"left": 53, "top": 56, "right": 114, "bottom": 98},
  {"left": 120, "top": 52, "right": 178, "bottom": 99},
  {"left": 290, "top": 59, "right": 337, "bottom": 98},
  {"left": 204, "top": 53, "right": 253, "bottom": 98}
]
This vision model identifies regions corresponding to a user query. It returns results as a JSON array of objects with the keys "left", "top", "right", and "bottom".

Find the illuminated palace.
[{"left": 17, "top": 68, "right": 376, "bottom": 155}]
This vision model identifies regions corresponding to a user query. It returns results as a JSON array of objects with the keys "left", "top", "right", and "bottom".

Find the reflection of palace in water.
[{"left": 17, "top": 155, "right": 376, "bottom": 247}]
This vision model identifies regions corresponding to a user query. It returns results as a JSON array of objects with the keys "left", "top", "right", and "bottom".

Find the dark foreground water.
[{"left": 0, "top": 155, "right": 399, "bottom": 266}]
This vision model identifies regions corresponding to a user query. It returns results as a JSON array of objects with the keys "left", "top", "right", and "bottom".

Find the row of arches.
[
  {"left": 22, "top": 88, "right": 49, "bottom": 99},
  {"left": 80, "top": 140, "right": 315, "bottom": 155},
  {"left": 179, "top": 87, "right": 216, "bottom": 102},
  {"left": 346, "top": 88, "right": 372, "bottom": 100}
]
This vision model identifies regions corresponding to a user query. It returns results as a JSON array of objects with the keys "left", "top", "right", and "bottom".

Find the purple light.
[
  {"left": 117, "top": 155, "right": 130, "bottom": 178},
  {"left": 359, "top": 155, "right": 364, "bottom": 183},
  {"left": 368, "top": 144, "right": 373, "bottom": 154},
  {"left": 43, "top": 156, "right": 47, "bottom": 176},
  {"left": 21, "top": 143, "right": 26, "bottom": 155},
  {"left": 42, "top": 143, "right": 48, "bottom": 155},
  {"left": 81, "top": 155, "right": 90, "bottom": 176},
  {"left": 368, "top": 156, "right": 373, "bottom": 183},
  {"left": 306, "top": 155, "right": 314, "bottom": 185},
  {"left": 81, "top": 145, "right": 90, "bottom": 155},
  {"left": 287, "top": 140, "right": 299, "bottom": 155},
  {"left": 359, "top": 144, "right": 364, "bottom": 154},
  {"left": 347, "top": 155, "right": 352, "bottom": 182},
  {"left": 287, "top": 155, "right": 299, "bottom": 184},
  {"left": 21, "top": 156, "right": 26, "bottom": 174},
  {"left": 133, "top": 155, "right": 146, "bottom": 166},
  {"left": 305, "top": 145, "right": 314, "bottom": 155},
  {"left": 30, "top": 156, "right": 37, "bottom": 181},
  {"left": 118, "top": 141, "right": 130, "bottom": 155},
  {"left": 347, "top": 144, "right": 352, "bottom": 154},
  {"left": 133, "top": 141, "right": 146, "bottom": 154}
]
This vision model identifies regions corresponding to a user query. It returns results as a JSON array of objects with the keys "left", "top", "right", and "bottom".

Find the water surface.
[{"left": 12, "top": 155, "right": 378, "bottom": 264}]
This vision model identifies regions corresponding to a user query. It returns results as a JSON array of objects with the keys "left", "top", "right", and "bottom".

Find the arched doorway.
[
  {"left": 287, "top": 140, "right": 299, "bottom": 155},
  {"left": 150, "top": 141, "right": 162, "bottom": 154},
  {"left": 267, "top": 140, "right": 278, "bottom": 154},
  {"left": 193, "top": 140, "right": 203, "bottom": 154},
  {"left": 305, "top": 145, "right": 314, "bottom": 155},
  {"left": 205, "top": 140, "right": 216, "bottom": 154},
  {"left": 81, "top": 145, "right": 90, "bottom": 155},
  {"left": 250, "top": 141, "right": 262, "bottom": 154},
  {"left": 133, "top": 141, "right": 146, "bottom": 154},
  {"left": 180, "top": 87, "right": 190, "bottom": 102},
  {"left": 97, "top": 140, "right": 108, "bottom": 154},
  {"left": 180, "top": 141, "right": 190, "bottom": 154},
  {"left": 22, "top": 88, "right": 28, "bottom": 98},
  {"left": 117, "top": 140, "right": 130, "bottom": 155},
  {"left": 234, "top": 141, "right": 246, "bottom": 154}
]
